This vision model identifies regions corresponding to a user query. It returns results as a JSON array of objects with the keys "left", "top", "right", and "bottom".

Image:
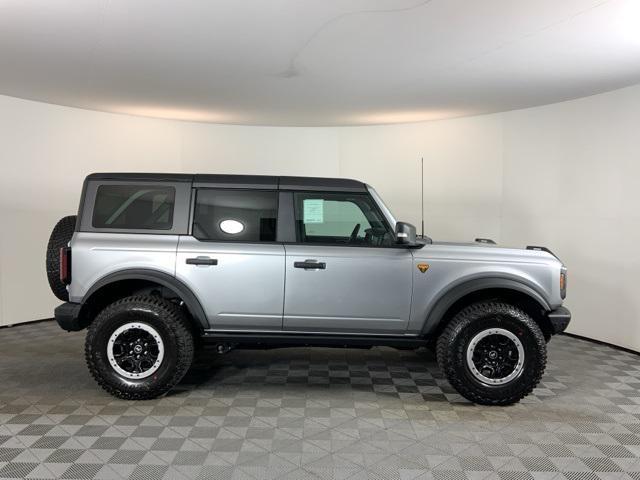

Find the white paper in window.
[{"left": 303, "top": 199, "right": 324, "bottom": 224}]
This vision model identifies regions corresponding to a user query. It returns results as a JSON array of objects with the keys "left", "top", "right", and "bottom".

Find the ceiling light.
[
  {"left": 220, "top": 219, "right": 245, "bottom": 235},
  {"left": 350, "top": 109, "right": 471, "bottom": 125},
  {"left": 109, "top": 104, "right": 231, "bottom": 123}
]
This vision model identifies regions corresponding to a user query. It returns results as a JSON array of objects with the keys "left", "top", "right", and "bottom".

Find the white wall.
[
  {"left": 0, "top": 97, "right": 180, "bottom": 327},
  {"left": 0, "top": 85, "right": 638, "bottom": 351},
  {"left": 500, "top": 85, "right": 640, "bottom": 351},
  {"left": 0, "top": 95, "right": 498, "bottom": 328},
  {"left": 337, "top": 117, "right": 503, "bottom": 242}
]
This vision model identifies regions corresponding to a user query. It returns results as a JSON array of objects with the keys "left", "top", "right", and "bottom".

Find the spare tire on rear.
[{"left": 46, "top": 215, "right": 77, "bottom": 301}]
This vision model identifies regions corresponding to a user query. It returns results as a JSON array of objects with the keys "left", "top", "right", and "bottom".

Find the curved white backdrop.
[{"left": 1, "top": 84, "right": 639, "bottom": 350}]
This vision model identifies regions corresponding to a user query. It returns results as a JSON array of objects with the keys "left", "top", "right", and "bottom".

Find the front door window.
[{"left": 294, "top": 192, "right": 393, "bottom": 247}]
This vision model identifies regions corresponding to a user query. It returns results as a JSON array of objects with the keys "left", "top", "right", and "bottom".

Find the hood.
[{"left": 426, "top": 238, "right": 561, "bottom": 261}]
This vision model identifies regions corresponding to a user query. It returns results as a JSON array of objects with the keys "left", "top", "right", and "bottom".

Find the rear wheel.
[
  {"left": 85, "top": 295, "right": 194, "bottom": 400},
  {"left": 436, "top": 301, "right": 546, "bottom": 405},
  {"left": 46, "top": 215, "right": 76, "bottom": 301}
]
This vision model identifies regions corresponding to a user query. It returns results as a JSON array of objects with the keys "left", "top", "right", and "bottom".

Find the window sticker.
[{"left": 303, "top": 199, "right": 324, "bottom": 224}]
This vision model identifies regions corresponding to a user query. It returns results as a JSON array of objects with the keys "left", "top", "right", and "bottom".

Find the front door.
[
  {"left": 283, "top": 192, "right": 413, "bottom": 334},
  {"left": 176, "top": 188, "right": 284, "bottom": 331}
]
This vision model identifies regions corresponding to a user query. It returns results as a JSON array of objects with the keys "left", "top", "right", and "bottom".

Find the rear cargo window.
[
  {"left": 92, "top": 185, "right": 175, "bottom": 230},
  {"left": 193, "top": 189, "right": 277, "bottom": 242}
]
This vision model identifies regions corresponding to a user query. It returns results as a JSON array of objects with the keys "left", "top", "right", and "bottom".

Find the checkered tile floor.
[{"left": 1, "top": 321, "right": 640, "bottom": 479}]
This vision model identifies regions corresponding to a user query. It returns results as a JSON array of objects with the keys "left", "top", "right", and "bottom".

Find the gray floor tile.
[{"left": 1, "top": 321, "right": 640, "bottom": 479}]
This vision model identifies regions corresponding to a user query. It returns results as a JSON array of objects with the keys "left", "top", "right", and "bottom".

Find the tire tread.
[
  {"left": 46, "top": 215, "right": 77, "bottom": 301},
  {"left": 436, "top": 301, "right": 547, "bottom": 406},
  {"left": 85, "top": 295, "right": 194, "bottom": 400}
]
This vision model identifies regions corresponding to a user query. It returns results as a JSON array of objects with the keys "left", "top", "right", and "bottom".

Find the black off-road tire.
[
  {"left": 46, "top": 215, "right": 77, "bottom": 301},
  {"left": 85, "top": 295, "right": 195, "bottom": 400},
  {"left": 436, "top": 301, "right": 547, "bottom": 406}
]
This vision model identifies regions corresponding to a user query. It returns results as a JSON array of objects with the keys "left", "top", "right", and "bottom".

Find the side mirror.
[{"left": 395, "top": 221, "right": 417, "bottom": 246}]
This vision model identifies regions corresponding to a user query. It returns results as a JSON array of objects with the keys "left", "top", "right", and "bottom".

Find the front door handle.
[
  {"left": 294, "top": 260, "right": 326, "bottom": 270},
  {"left": 186, "top": 256, "right": 218, "bottom": 266}
]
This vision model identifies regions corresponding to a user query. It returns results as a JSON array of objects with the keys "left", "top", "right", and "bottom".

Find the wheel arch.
[
  {"left": 422, "top": 277, "right": 553, "bottom": 339},
  {"left": 78, "top": 269, "right": 208, "bottom": 331}
]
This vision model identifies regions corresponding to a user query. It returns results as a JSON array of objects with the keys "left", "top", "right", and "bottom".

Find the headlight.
[{"left": 560, "top": 266, "right": 567, "bottom": 299}]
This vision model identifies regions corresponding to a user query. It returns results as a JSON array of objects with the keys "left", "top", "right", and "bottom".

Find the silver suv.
[{"left": 47, "top": 173, "right": 570, "bottom": 405}]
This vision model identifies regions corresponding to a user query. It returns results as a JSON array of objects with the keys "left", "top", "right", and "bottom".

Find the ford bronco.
[{"left": 47, "top": 173, "right": 570, "bottom": 404}]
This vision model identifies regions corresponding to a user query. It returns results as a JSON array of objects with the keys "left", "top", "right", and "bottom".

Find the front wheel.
[
  {"left": 85, "top": 296, "right": 194, "bottom": 400},
  {"left": 436, "top": 301, "right": 547, "bottom": 405}
]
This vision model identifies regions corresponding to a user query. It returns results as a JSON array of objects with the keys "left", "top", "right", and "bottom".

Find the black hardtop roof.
[{"left": 86, "top": 173, "right": 367, "bottom": 192}]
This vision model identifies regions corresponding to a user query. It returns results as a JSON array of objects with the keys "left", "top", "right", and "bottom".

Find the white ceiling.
[{"left": 1, "top": 0, "right": 639, "bottom": 126}]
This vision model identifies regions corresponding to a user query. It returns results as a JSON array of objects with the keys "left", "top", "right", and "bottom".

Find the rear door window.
[
  {"left": 193, "top": 189, "right": 278, "bottom": 242},
  {"left": 92, "top": 185, "right": 175, "bottom": 230}
]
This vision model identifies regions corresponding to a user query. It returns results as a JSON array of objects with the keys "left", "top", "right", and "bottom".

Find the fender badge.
[{"left": 417, "top": 263, "right": 429, "bottom": 273}]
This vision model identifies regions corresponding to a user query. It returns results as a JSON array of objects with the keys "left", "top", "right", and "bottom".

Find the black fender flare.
[
  {"left": 421, "top": 276, "right": 551, "bottom": 335},
  {"left": 81, "top": 269, "right": 209, "bottom": 329}
]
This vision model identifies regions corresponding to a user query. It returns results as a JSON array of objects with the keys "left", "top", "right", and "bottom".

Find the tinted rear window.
[
  {"left": 92, "top": 184, "right": 175, "bottom": 230},
  {"left": 193, "top": 189, "right": 277, "bottom": 242}
]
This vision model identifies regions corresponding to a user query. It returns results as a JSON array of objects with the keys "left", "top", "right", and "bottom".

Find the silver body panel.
[
  {"left": 283, "top": 245, "right": 413, "bottom": 333},
  {"left": 69, "top": 176, "right": 566, "bottom": 336},
  {"left": 176, "top": 237, "right": 285, "bottom": 330},
  {"left": 68, "top": 232, "right": 179, "bottom": 303},
  {"left": 409, "top": 243, "right": 563, "bottom": 333}
]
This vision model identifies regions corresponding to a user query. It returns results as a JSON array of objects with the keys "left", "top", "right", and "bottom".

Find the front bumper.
[
  {"left": 54, "top": 302, "right": 84, "bottom": 331},
  {"left": 547, "top": 306, "right": 571, "bottom": 334}
]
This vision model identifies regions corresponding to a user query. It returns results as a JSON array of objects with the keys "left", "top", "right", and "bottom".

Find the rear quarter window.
[{"left": 92, "top": 184, "right": 175, "bottom": 230}]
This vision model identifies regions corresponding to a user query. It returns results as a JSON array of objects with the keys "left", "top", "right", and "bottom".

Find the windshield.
[{"left": 366, "top": 185, "right": 397, "bottom": 227}]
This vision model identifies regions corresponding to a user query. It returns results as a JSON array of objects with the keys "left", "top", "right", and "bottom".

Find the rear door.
[
  {"left": 283, "top": 191, "right": 413, "bottom": 334},
  {"left": 176, "top": 188, "right": 285, "bottom": 331}
]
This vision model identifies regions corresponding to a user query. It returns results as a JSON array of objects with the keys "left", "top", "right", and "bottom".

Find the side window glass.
[
  {"left": 193, "top": 189, "right": 278, "bottom": 242},
  {"left": 92, "top": 185, "right": 175, "bottom": 230},
  {"left": 294, "top": 193, "right": 393, "bottom": 246}
]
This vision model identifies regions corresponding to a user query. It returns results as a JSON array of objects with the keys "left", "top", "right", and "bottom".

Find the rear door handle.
[
  {"left": 186, "top": 256, "right": 218, "bottom": 266},
  {"left": 294, "top": 260, "right": 326, "bottom": 270}
]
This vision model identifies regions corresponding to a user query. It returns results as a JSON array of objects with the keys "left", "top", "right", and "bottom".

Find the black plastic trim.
[
  {"left": 202, "top": 331, "right": 427, "bottom": 348},
  {"left": 279, "top": 176, "right": 366, "bottom": 192},
  {"left": 186, "top": 257, "right": 218, "bottom": 266},
  {"left": 85, "top": 173, "right": 365, "bottom": 192},
  {"left": 276, "top": 192, "right": 296, "bottom": 242},
  {"left": 526, "top": 245, "right": 559, "bottom": 259},
  {"left": 87, "top": 172, "right": 194, "bottom": 182},
  {"left": 75, "top": 177, "right": 89, "bottom": 232},
  {"left": 421, "top": 276, "right": 552, "bottom": 335},
  {"left": 81, "top": 269, "right": 209, "bottom": 329},
  {"left": 194, "top": 174, "right": 278, "bottom": 189},
  {"left": 54, "top": 302, "right": 83, "bottom": 331},
  {"left": 547, "top": 306, "right": 571, "bottom": 334},
  {"left": 294, "top": 261, "right": 326, "bottom": 269}
]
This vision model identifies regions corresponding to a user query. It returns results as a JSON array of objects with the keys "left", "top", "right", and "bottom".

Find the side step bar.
[{"left": 202, "top": 331, "right": 428, "bottom": 349}]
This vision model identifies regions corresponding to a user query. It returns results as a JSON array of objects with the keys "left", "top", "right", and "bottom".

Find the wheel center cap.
[
  {"left": 134, "top": 345, "right": 143, "bottom": 354},
  {"left": 488, "top": 350, "right": 498, "bottom": 360}
]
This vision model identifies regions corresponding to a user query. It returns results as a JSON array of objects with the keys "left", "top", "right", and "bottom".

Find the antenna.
[{"left": 421, "top": 157, "right": 424, "bottom": 238}]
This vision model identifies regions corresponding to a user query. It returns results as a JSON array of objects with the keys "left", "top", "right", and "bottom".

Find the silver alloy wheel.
[
  {"left": 466, "top": 328, "right": 525, "bottom": 386},
  {"left": 107, "top": 323, "right": 165, "bottom": 380}
]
